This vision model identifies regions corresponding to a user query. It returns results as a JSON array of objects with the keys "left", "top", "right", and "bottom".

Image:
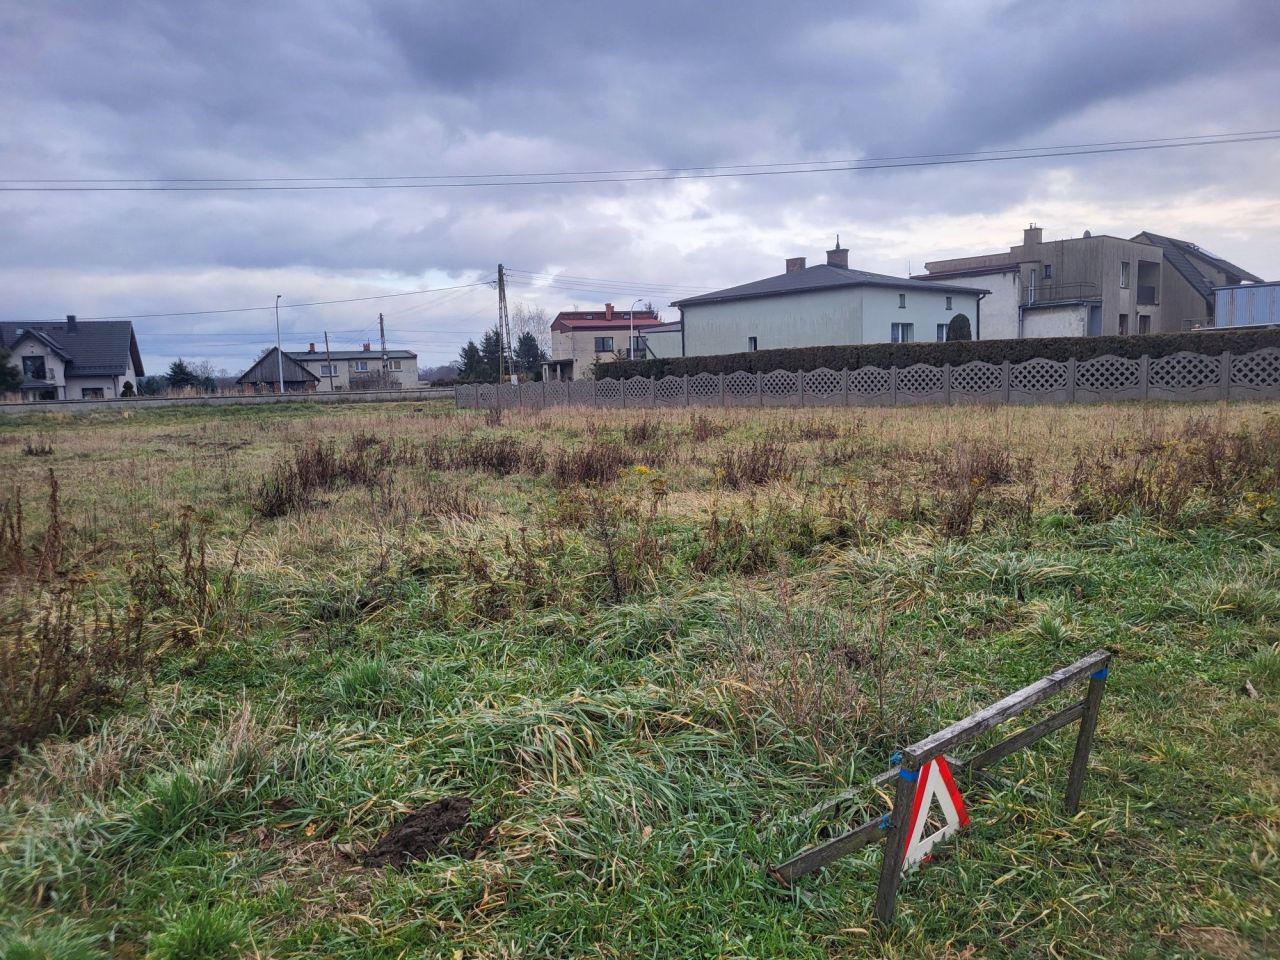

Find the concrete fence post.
[
  {"left": 1066, "top": 357, "right": 1077, "bottom": 404},
  {"left": 682, "top": 374, "right": 689, "bottom": 407},
  {"left": 1001, "top": 361, "right": 1011, "bottom": 403},
  {"left": 718, "top": 372, "right": 726, "bottom": 407},
  {"left": 888, "top": 367, "right": 897, "bottom": 407},
  {"left": 1220, "top": 352, "right": 1232, "bottom": 401},
  {"left": 796, "top": 370, "right": 805, "bottom": 407},
  {"left": 755, "top": 371, "right": 763, "bottom": 406},
  {"left": 943, "top": 363, "right": 952, "bottom": 406},
  {"left": 1139, "top": 355, "right": 1150, "bottom": 400},
  {"left": 841, "top": 368, "right": 850, "bottom": 407}
]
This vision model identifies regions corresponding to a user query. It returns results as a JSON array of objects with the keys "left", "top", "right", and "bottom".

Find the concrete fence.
[
  {"left": 454, "top": 349, "right": 1280, "bottom": 410},
  {"left": 0, "top": 385, "right": 454, "bottom": 416}
]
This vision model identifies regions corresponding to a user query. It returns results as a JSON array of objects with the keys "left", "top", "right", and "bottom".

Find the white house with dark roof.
[
  {"left": 236, "top": 343, "right": 418, "bottom": 393},
  {"left": 1, "top": 315, "right": 144, "bottom": 402},
  {"left": 672, "top": 241, "right": 986, "bottom": 357}
]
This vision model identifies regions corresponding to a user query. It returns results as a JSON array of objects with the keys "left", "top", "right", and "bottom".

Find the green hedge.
[{"left": 595, "top": 327, "right": 1280, "bottom": 380}]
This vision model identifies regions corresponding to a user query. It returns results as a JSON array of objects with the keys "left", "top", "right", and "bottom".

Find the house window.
[
  {"left": 1138, "top": 314, "right": 1151, "bottom": 334},
  {"left": 594, "top": 336, "right": 614, "bottom": 353},
  {"left": 388, "top": 360, "right": 402, "bottom": 371},
  {"left": 22, "top": 356, "right": 47, "bottom": 379},
  {"left": 320, "top": 364, "right": 336, "bottom": 376},
  {"left": 891, "top": 322, "right": 914, "bottom": 343},
  {"left": 747, "top": 336, "right": 758, "bottom": 352},
  {"left": 81, "top": 387, "right": 104, "bottom": 399},
  {"left": 945, "top": 296, "right": 952, "bottom": 310},
  {"left": 936, "top": 323, "right": 949, "bottom": 342},
  {"left": 898, "top": 293, "right": 907, "bottom": 309},
  {"left": 1120, "top": 262, "right": 1131, "bottom": 289},
  {"left": 1118, "top": 314, "right": 1129, "bottom": 335},
  {"left": 353, "top": 360, "right": 369, "bottom": 371},
  {"left": 1043, "top": 264, "right": 1052, "bottom": 279}
]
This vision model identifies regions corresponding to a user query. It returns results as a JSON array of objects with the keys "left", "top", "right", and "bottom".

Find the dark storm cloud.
[{"left": 1, "top": 0, "right": 1277, "bottom": 370}]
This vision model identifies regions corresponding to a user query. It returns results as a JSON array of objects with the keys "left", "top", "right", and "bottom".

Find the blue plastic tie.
[
  {"left": 1091, "top": 666, "right": 1110, "bottom": 681},
  {"left": 898, "top": 768, "right": 919, "bottom": 782},
  {"left": 889, "top": 751, "right": 903, "bottom": 767},
  {"left": 879, "top": 814, "right": 890, "bottom": 831}
]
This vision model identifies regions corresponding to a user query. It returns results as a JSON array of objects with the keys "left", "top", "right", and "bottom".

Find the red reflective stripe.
[{"left": 936, "top": 757, "right": 970, "bottom": 828}]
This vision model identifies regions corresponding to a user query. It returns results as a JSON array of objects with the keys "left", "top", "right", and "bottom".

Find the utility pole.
[
  {"left": 275, "top": 294, "right": 284, "bottom": 393},
  {"left": 324, "top": 331, "right": 335, "bottom": 392},
  {"left": 497, "top": 263, "right": 516, "bottom": 384},
  {"left": 378, "top": 312, "right": 389, "bottom": 383}
]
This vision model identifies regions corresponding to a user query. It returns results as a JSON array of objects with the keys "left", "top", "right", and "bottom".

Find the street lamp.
[
  {"left": 275, "top": 294, "right": 284, "bottom": 393},
  {"left": 630, "top": 298, "right": 645, "bottom": 360}
]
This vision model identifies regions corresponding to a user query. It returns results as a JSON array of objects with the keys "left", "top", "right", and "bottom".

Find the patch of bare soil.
[{"left": 361, "top": 796, "right": 495, "bottom": 870}]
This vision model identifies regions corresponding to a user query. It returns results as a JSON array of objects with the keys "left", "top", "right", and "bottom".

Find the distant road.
[{"left": 0, "top": 386, "right": 454, "bottom": 416}]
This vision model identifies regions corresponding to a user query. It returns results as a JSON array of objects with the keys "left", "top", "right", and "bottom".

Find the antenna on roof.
[{"left": 835, "top": 234, "right": 842, "bottom": 250}]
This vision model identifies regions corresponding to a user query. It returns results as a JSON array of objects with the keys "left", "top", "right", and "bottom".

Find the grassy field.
[{"left": 1, "top": 398, "right": 1277, "bottom": 959}]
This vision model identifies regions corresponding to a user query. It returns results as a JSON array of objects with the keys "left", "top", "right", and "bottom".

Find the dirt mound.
[{"left": 361, "top": 797, "right": 494, "bottom": 870}]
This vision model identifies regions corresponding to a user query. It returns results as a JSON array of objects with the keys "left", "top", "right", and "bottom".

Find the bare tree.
[{"left": 511, "top": 304, "right": 552, "bottom": 355}]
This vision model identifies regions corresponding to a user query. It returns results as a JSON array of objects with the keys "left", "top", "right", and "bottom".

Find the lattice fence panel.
[
  {"left": 725, "top": 370, "right": 759, "bottom": 405},
  {"left": 497, "top": 384, "right": 520, "bottom": 408},
  {"left": 1076, "top": 355, "right": 1139, "bottom": 395},
  {"left": 761, "top": 369, "right": 799, "bottom": 406},
  {"left": 803, "top": 367, "right": 844, "bottom": 406},
  {"left": 1149, "top": 352, "right": 1219, "bottom": 393},
  {"left": 655, "top": 376, "right": 684, "bottom": 406},
  {"left": 455, "top": 385, "right": 478, "bottom": 408},
  {"left": 624, "top": 377, "right": 653, "bottom": 405},
  {"left": 950, "top": 361, "right": 1002, "bottom": 399},
  {"left": 544, "top": 381, "right": 568, "bottom": 406},
  {"left": 476, "top": 384, "right": 497, "bottom": 407},
  {"left": 1230, "top": 349, "right": 1280, "bottom": 396},
  {"left": 847, "top": 366, "right": 890, "bottom": 401},
  {"left": 688, "top": 372, "right": 720, "bottom": 405},
  {"left": 896, "top": 364, "right": 943, "bottom": 399},
  {"left": 568, "top": 379, "right": 595, "bottom": 405},
  {"left": 596, "top": 378, "right": 623, "bottom": 406},
  {"left": 1010, "top": 358, "right": 1067, "bottom": 395},
  {"left": 519, "top": 382, "right": 543, "bottom": 408}
]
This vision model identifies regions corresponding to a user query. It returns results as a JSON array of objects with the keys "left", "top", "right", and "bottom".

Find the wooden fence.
[
  {"left": 454, "top": 348, "right": 1280, "bottom": 410},
  {"left": 772, "top": 649, "right": 1113, "bottom": 927}
]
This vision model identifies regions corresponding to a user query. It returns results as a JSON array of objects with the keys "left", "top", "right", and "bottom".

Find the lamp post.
[
  {"left": 275, "top": 294, "right": 284, "bottom": 393},
  {"left": 629, "top": 298, "right": 645, "bottom": 360}
]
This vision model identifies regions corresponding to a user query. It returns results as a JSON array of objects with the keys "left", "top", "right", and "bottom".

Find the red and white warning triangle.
[{"left": 901, "top": 757, "right": 970, "bottom": 872}]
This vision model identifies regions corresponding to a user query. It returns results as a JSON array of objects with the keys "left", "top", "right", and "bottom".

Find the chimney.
[
  {"left": 605, "top": 302, "right": 614, "bottom": 321},
  {"left": 66, "top": 314, "right": 77, "bottom": 333},
  {"left": 786, "top": 256, "right": 806, "bottom": 273},
  {"left": 826, "top": 235, "right": 848, "bottom": 269},
  {"left": 362, "top": 342, "right": 371, "bottom": 351},
  {"left": 308, "top": 342, "right": 316, "bottom": 353},
  {"left": 1023, "top": 223, "right": 1043, "bottom": 248}
]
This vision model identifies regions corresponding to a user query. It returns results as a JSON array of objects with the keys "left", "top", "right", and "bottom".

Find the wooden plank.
[
  {"left": 906, "top": 650, "right": 1110, "bottom": 765},
  {"left": 873, "top": 767, "right": 917, "bottom": 926},
  {"left": 771, "top": 816, "right": 886, "bottom": 885},
  {"left": 1065, "top": 671, "right": 1109, "bottom": 814},
  {"left": 967, "top": 700, "right": 1085, "bottom": 772}
]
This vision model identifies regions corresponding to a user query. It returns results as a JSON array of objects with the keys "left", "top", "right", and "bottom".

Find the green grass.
[{"left": 1, "top": 401, "right": 1278, "bottom": 958}]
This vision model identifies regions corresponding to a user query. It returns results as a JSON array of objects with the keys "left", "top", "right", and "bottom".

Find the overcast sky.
[{"left": 2, "top": 0, "right": 1278, "bottom": 374}]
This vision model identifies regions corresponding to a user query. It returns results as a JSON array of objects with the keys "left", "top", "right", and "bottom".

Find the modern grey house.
[
  {"left": 1, "top": 315, "right": 144, "bottom": 401},
  {"left": 919, "top": 224, "right": 1265, "bottom": 339},
  {"left": 671, "top": 241, "right": 986, "bottom": 357}
]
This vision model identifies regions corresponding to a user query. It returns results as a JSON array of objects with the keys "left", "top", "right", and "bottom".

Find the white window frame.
[
  {"left": 891, "top": 322, "right": 914, "bottom": 344},
  {"left": 747, "top": 336, "right": 758, "bottom": 352},
  {"left": 320, "top": 364, "right": 336, "bottom": 376},
  {"left": 898, "top": 293, "right": 907, "bottom": 309},
  {"left": 1120, "top": 262, "right": 1131, "bottom": 289},
  {"left": 594, "top": 336, "right": 614, "bottom": 353},
  {"left": 353, "top": 360, "right": 369, "bottom": 372},
  {"left": 388, "top": 360, "right": 402, "bottom": 371},
  {"left": 945, "top": 296, "right": 952, "bottom": 310},
  {"left": 936, "top": 323, "right": 949, "bottom": 342}
]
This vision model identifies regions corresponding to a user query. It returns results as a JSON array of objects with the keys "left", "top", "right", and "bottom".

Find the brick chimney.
[
  {"left": 308, "top": 342, "right": 316, "bottom": 353},
  {"left": 605, "top": 302, "right": 614, "bottom": 321},
  {"left": 786, "top": 257, "right": 806, "bottom": 273},
  {"left": 826, "top": 236, "right": 849, "bottom": 269},
  {"left": 66, "top": 314, "right": 77, "bottom": 332},
  {"left": 1023, "top": 223, "right": 1043, "bottom": 248},
  {"left": 362, "top": 342, "right": 371, "bottom": 351}
]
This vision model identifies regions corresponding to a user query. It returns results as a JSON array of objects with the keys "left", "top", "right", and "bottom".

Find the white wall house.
[
  {"left": 544, "top": 305, "right": 667, "bottom": 380},
  {"left": 673, "top": 243, "right": 985, "bottom": 357},
  {"left": 1, "top": 316, "right": 143, "bottom": 402}
]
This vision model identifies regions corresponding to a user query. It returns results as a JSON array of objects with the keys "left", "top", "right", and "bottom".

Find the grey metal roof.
[
  {"left": 1134, "top": 232, "right": 1264, "bottom": 304},
  {"left": 287, "top": 349, "right": 416, "bottom": 361},
  {"left": 671, "top": 263, "right": 988, "bottom": 307},
  {"left": 0, "top": 320, "right": 143, "bottom": 377},
  {"left": 236, "top": 347, "right": 321, "bottom": 384}
]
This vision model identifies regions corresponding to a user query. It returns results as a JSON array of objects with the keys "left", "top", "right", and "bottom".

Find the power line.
[
  {"left": 6, "top": 129, "right": 1278, "bottom": 187},
  {"left": 3, "top": 278, "right": 494, "bottom": 323},
  {"left": 3, "top": 132, "right": 1277, "bottom": 192}
]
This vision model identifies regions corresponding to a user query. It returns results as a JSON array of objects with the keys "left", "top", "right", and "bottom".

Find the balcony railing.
[{"left": 1022, "top": 280, "right": 1099, "bottom": 305}]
